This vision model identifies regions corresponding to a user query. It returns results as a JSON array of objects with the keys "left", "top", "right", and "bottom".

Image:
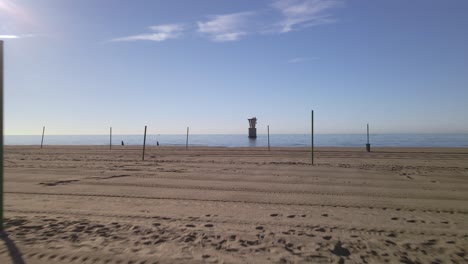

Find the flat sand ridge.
[{"left": 2, "top": 146, "right": 468, "bottom": 263}]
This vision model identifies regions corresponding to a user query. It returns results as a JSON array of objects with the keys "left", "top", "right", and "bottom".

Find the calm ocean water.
[{"left": 4, "top": 134, "right": 468, "bottom": 147}]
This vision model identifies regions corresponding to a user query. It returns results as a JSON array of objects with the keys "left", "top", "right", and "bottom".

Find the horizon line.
[{"left": 5, "top": 132, "right": 468, "bottom": 136}]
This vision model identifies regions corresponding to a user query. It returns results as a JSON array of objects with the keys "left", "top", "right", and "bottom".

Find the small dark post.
[
  {"left": 366, "top": 123, "right": 371, "bottom": 152},
  {"left": 142, "top": 126, "right": 147, "bottom": 160},
  {"left": 110, "top": 127, "right": 112, "bottom": 149},
  {"left": 267, "top": 125, "right": 270, "bottom": 151},
  {"left": 186, "top": 127, "right": 189, "bottom": 150},
  {"left": 0, "top": 40, "right": 4, "bottom": 230},
  {"left": 311, "top": 110, "right": 314, "bottom": 165},
  {"left": 41, "top": 126, "right": 45, "bottom": 149}
]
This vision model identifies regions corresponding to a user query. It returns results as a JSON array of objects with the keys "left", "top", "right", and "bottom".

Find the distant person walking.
[
  {"left": 121, "top": 140, "right": 124, "bottom": 146},
  {"left": 157, "top": 141, "right": 159, "bottom": 146}
]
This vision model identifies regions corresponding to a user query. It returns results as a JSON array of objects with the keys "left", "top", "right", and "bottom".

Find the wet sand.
[{"left": 1, "top": 146, "right": 467, "bottom": 263}]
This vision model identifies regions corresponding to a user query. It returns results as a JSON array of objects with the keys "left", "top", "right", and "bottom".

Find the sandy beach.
[{"left": 1, "top": 146, "right": 467, "bottom": 263}]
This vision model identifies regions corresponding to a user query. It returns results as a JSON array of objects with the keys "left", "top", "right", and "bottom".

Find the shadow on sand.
[{"left": 0, "top": 231, "right": 25, "bottom": 264}]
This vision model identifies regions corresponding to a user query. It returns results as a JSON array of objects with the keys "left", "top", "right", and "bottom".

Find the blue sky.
[{"left": 1, "top": 0, "right": 467, "bottom": 135}]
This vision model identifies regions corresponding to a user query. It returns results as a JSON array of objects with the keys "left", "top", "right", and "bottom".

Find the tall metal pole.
[
  {"left": 0, "top": 40, "right": 4, "bottom": 230},
  {"left": 311, "top": 110, "right": 314, "bottom": 165},
  {"left": 40, "top": 126, "right": 45, "bottom": 148},
  {"left": 110, "top": 127, "right": 112, "bottom": 149},
  {"left": 267, "top": 125, "right": 270, "bottom": 151},
  {"left": 186, "top": 127, "right": 189, "bottom": 150},
  {"left": 142, "top": 126, "right": 147, "bottom": 160}
]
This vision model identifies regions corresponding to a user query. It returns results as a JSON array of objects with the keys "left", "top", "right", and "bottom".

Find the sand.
[{"left": 1, "top": 145, "right": 467, "bottom": 263}]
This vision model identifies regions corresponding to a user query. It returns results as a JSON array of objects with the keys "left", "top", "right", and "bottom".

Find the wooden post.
[
  {"left": 186, "top": 127, "right": 189, "bottom": 150},
  {"left": 267, "top": 125, "right": 270, "bottom": 151},
  {"left": 311, "top": 110, "right": 314, "bottom": 165},
  {"left": 110, "top": 127, "right": 112, "bottom": 149},
  {"left": 41, "top": 126, "right": 45, "bottom": 149},
  {"left": 367, "top": 124, "right": 370, "bottom": 146},
  {"left": 366, "top": 123, "right": 371, "bottom": 152},
  {"left": 0, "top": 40, "right": 4, "bottom": 230},
  {"left": 142, "top": 126, "right": 147, "bottom": 160}
]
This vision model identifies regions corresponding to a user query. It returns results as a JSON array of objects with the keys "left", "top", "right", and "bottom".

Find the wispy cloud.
[
  {"left": 111, "top": 23, "right": 185, "bottom": 42},
  {"left": 197, "top": 12, "right": 254, "bottom": 42},
  {"left": 287, "top": 57, "right": 308, "bottom": 63},
  {"left": 110, "top": 1, "right": 343, "bottom": 44},
  {"left": 272, "top": 0, "right": 342, "bottom": 33}
]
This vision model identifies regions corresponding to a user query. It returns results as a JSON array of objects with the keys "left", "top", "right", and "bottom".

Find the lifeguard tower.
[{"left": 248, "top": 117, "right": 257, "bottom": 138}]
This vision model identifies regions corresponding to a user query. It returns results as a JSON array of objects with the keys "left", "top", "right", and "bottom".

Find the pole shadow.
[{"left": 0, "top": 231, "right": 25, "bottom": 264}]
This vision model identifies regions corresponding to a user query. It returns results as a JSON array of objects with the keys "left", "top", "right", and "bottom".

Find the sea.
[{"left": 4, "top": 134, "right": 468, "bottom": 148}]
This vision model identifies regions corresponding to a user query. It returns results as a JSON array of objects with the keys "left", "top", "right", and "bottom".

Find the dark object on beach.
[
  {"left": 331, "top": 241, "right": 351, "bottom": 257},
  {"left": 121, "top": 140, "right": 124, "bottom": 146},
  {"left": 157, "top": 141, "right": 159, "bottom": 146}
]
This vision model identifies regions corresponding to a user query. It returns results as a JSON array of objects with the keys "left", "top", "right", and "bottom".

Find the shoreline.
[{"left": 5, "top": 145, "right": 468, "bottom": 152}]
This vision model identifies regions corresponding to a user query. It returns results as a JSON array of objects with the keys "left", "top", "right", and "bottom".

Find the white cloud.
[
  {"left": 197, "top": 12, "right": 254, "bottom": 42},
  {"left": 0, "top": 34, "right": 34, "bottom": 39},
  {"left": 0, "top": 35, "right": 20, "bottom": 39},
  {"left": 272, "top": 0, "right": 341, "bottom": 33},
  {"left": 111, "top": 23, "right": 185, "bottom": 42}
]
